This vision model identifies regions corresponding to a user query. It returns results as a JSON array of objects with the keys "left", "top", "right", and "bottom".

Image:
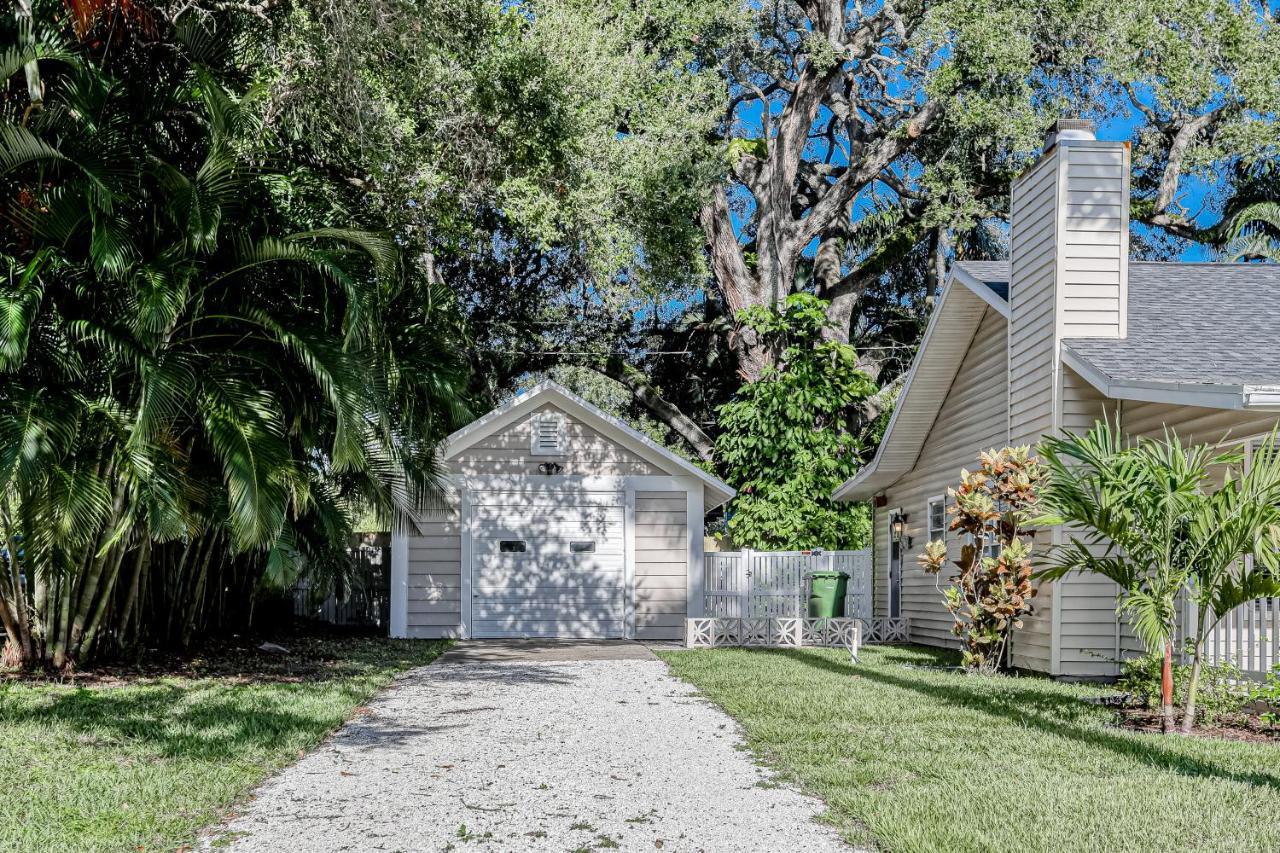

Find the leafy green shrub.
[
  {"left": 716, "top": 294, "right": 876, "bottom": 550},
  {"left": 1118, "top": 652, "right": 1251, "bottom": 725},
  {"left": 1246, "top": 667, "right": 1280, "bottom": 727}
]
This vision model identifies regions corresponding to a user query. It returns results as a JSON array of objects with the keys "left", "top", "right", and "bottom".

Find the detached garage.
[{"left": 389, "top": 381, "right": 734, "bottom": 642}]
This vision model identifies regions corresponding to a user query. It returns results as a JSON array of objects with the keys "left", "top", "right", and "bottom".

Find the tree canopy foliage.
[
  {"left": 282, "top": 0, "right": 1280, "bottom": 491},
  {"left": 2, "top": 0, "right": 1279, "bottom": 665},
  {"left": 715, "top": 294, "right": 875, "bottom": 549}
]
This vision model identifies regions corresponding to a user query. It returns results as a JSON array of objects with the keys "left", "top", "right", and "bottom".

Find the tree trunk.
[
  {"left": 117, "top": 539, "right": 149, "bottom": 649},
  {"left": 77, "top": 541, "right": 131, "bottom": 660},
  {"left": 594, "top": 357, "right": 717, "bottom": 461},
  {"left": 50, "top": 572, "right": 73, "bottom": 670},
  {"left": 182, "top": 534, "right": 218, "bottom": 648},
  {"left": 1160, "top": 639, "right": 1176, "bottom": 734},
  {"left": 68, "top": 481, "right": 129, "bottom": 655},
  {"left": 1181, "top": 605, "right": 1212, "bottom": 734}
]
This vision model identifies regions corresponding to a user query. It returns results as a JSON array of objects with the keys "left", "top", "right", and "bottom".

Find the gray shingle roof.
[
  {"left": 954, "top": 260, "right": 1280, "bottom": 388},
  {"left": 955, "top": 260, "right": 1009, "bottom": 302}
]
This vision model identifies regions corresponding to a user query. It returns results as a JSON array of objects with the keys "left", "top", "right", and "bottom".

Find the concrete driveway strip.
[{"left": 205, "top": 640, "right": 854, "bottom": 853}]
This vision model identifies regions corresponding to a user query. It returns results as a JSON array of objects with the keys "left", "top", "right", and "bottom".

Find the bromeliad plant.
[{"left": 919, "top": 447, "right": 1045, "bottom": 674}]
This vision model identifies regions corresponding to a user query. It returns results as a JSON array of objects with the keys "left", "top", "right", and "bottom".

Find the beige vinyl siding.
[
  {"left": 1009, "top": 150, "right": 1059, "bottom": 450},
  {"left": 1054, "top": 366, "right": 1124, "bottom": 676},
  {"left": 405, "top": 504, "right": 463, "bottom": 639},
  {"left": 634, "top": 491, "right": 687, "bottom": 640},
  {"left": 1059, "top": 144, "right": 1128, "bottom": 339},
  {"left": 1007, "top": 150, "right": 1062, "bottom": 674},
  {"left": 873, "top": 503, "right": 888, "bottom": 618},
  {"left": 1121, "top": 401, "right": 1279, "bottom": 447},
  {"left": 454, "top": 404, "right": 659, "bottom": 476},
  {"left": 879, "top": 308, "right": 1009, "bottom": 649}
]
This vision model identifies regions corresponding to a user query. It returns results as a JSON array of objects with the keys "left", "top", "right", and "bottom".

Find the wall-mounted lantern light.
[
  {"left": 890, "top": 511, "right": 912, "bottom": 549},
  {"left": 537, "top": 461, "right": 563, "bottom": 475}
]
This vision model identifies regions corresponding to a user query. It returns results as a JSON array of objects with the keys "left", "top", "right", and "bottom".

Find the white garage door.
[{"left": 471, "top": 491, "right": 625, "bottom": 638}]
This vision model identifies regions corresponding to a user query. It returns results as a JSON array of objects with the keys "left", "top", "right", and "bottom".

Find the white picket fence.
[
  {"left": 703, "top": 549, "right": 873, "bottom": 621},
  {"left": 1186, "top": 597, "right": 1280, "bottom": 679}
]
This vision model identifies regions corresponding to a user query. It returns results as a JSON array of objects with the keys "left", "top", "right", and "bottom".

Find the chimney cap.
[{"left": 1044, "top": 118, "right": 1096, "bottom": 150}]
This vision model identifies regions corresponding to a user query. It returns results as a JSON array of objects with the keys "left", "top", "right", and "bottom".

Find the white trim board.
[
  {"left": 442, "top": 381, "right": 735, "bottom": 508},
  {"left": 952, "top": 264, "right": 1011, "bottom": 319},
  {"left": 389, "top": 527, "right": 409, "bottom": 638}
]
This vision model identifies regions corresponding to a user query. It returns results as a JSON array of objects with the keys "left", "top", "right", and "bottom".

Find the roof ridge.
[{"left": 1129, "top": 260, "right": 1280, "bottom": 267}]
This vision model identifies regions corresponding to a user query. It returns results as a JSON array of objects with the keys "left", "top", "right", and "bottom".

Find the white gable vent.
[{"left": 530, "top": 411, "right": 567, "bottom": 456}]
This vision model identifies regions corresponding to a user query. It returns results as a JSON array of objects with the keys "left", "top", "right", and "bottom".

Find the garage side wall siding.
[
  {"left": 454, "top": 404, "right": 659, "bottom": 476},
  {"left": 405, "top": 505, "right": 464, "bottom": 639},
  {"left": 634, "top": 491, "right": 689, "bottom": 640}
]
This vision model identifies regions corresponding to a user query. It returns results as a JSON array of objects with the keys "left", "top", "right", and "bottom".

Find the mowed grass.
[
  {"left": 660, "top": 644, "right": 1280, "bottom": 853},
  {"left": 0, "top": 636, "right": 447, "bottom": 853}
]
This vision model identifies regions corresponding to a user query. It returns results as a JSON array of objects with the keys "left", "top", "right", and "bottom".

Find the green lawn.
[
  {"left": 660, "top": 644, "right": 1280, "bottom": 853},
  {"left": 0, "top": 636, "right": 447, "bottom": 853}
]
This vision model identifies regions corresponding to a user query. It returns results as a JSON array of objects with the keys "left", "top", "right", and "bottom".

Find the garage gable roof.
[{"left": 444, "top": 381, "right": 735, "bottom": 508}]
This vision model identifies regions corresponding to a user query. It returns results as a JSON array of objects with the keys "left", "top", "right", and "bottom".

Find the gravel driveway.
[{"left": 204, "top": 640, "right": 853, "bottom": 852}]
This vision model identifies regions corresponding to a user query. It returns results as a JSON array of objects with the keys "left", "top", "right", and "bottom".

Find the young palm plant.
[
  {"left": 1038, "top": 421, "right": 1280, "bottom": 734},
  {"left": 1036, "top": 420, "right": 1235, "bottom": 733},
  {"left": 1177, "top": 433, "right": 1280, "bottom": 732}
]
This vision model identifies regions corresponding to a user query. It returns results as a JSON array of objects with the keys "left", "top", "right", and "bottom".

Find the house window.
[
  {"left": 927, "top": 495, "right": 947, "bottom": 544},
  {"left": 530, "top": 411, "right": 567, "bottom": 457},
  {"left": 964, "top": 525, "right": 1002, "bottom": 561},
  {"left": 984, "top": 525, "right": 1002, "bottom": 561}
]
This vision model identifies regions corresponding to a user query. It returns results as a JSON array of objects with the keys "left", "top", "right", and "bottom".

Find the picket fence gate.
[{"left": 703, "top": 549, "right": 874, "bottom": 622}]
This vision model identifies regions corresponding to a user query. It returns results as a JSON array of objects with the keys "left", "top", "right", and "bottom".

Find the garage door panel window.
[
  {"left": 481, "top": 524, "right": 622, "bottom": 540},
  {"left": 471, "top": 492, "right": 624, "bottom": 508},
  {"left": 478, "top": 545, "right": 623, "bottom": 560},
  {"left": 499, "top": 540, "right": 526, "bottom": 553},
  {"left": 473, "top": 578, "right": 625, "bottom": 593}
]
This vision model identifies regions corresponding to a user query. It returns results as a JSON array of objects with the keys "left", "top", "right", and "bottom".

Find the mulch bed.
[
  {"left": 1113, "top": 707, "right": 1280, "bottom": 744},
  {"left": 1, "top": 623, "right": 388, "bottom": 686}
]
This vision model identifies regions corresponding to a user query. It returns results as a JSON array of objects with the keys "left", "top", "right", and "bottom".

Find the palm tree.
[
  {"left": 1036, "top": 420, "right": 1236, "bottom": 733},
  {"left": 1038, "top": 421, "right": 1280, "bottom": 734},
  {"left": 0, "top": 6, "right": 470, "bottom": 668},
  {"left": 1221, "top": 201, "right": 1280, "bottom": 262},
  {"left": 1177, "top": 433, "right": 1280, "bottom": 733}
]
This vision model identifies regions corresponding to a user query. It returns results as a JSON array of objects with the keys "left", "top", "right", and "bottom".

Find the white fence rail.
[{"left": 704, "top": 549, "right": 873, "bottom": 621}]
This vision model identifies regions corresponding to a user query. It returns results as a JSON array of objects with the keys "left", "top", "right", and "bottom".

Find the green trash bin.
[{"left": 806, "top": 570, "right": 850, "bottom": 618}]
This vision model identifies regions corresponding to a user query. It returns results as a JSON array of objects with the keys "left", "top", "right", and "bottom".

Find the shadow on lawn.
[
  {"left": 757, "top": 647, "right": 1280, "bottom": 793},
  {"left": 0, "top": 679, "right": 372, "bottom": 761}
]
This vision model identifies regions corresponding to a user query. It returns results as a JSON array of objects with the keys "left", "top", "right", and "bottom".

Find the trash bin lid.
[{"left": 805, "top": 570, "right": 850, "bottom": 580}]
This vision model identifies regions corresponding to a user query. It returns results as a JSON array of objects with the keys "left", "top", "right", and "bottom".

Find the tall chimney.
[{"left": 1007, "top": 119, "right": 1130, "bottom": 448}]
